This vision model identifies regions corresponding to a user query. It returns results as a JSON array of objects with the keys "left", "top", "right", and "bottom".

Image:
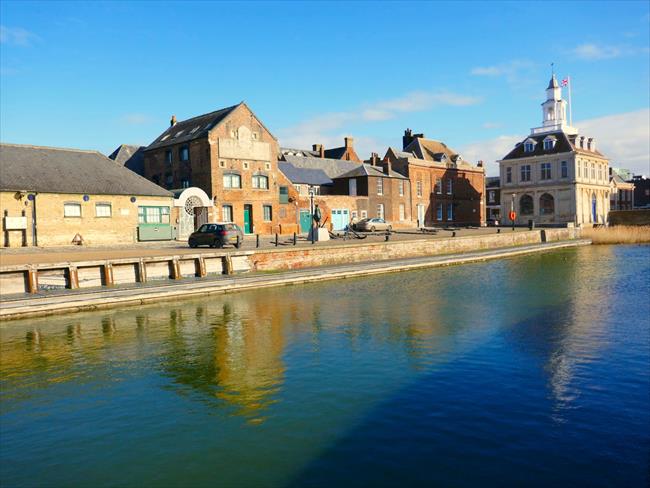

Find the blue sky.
[{"left": 1, "top": 1, "right": 649, "bottom": 176}]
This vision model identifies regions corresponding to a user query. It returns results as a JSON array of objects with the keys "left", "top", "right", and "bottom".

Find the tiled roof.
[
  {"left": 0, "top": 143, "right": 172, "bottom": 197},
  {"left": 145, "top": 104, "right": 240, "bottom": 151},
  {"left": 108, "top": 144, "right": 146, "bottom": 176},
  {"left": 334, "top": 163, "right": 408, "bottom": 180},
  {"left": 501, "top": 131, "right": 605, "bottom": 161},
  {"left": 281, "top": 154, "right": 360, "bottom": 179},
  {"left": 278, "top": 162, "right": 333, "bottom": 185}
]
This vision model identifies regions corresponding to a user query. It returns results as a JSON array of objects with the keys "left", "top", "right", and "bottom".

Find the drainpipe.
[{"left": 31, "top": 192, "right": 38, "bottom": 246}]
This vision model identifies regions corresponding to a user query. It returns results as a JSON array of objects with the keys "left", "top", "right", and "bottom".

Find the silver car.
[{"left": 355, "top": 218, "right": 392, "bottom": 232}]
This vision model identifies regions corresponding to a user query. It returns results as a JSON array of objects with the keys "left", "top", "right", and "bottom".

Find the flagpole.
[{"left": 568, "top": 75, "right": 573, "bottom": 126}]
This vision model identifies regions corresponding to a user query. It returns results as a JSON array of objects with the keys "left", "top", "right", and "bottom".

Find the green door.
[
  {"left": 244, "top": 204, "right": 253, "bottom": 234},
  {"left": 300, "top": 210, "right": 312, "bottom": 233}
]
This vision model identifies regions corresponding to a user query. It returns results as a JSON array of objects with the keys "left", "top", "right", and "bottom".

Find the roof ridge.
[
  {"left": 0, "top": 142, "right": 99, "bottom": 154},
  {"left": 175, "top": 103, "right": 240, "bottom": 125}
]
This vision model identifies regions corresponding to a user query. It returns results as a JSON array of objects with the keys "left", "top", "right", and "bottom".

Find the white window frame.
[
  {"left": 377, "top": 203, "right": 384, "bottom": 219},
  {"left": 541, "top": 162, "right": 551, "bottom": 180},
  {"left": 398, "top": 180, "right": 404, "bottom": 197},
  {"left": 416, "top": 180, "right": 423, "bottom": 197},
  {"left": 446, "top": 179, "right": 453, "bottom": 195},
  {"left": 95, "top": 203, "right": 112, "bottom": 218},
  {"left": 506, "top": 167, "right": 512, "bottom": 183},
  {"left": 64, "top": 202, "right": 82, "bottom": 218},
  {"left": 561, "top": 161, "right": 568, "bottom": 178},
  {"left": 435, "top": 178, "right": 442, "bottom": 194},
  {"left": 252, "top": 174, "right": 269, "bottom": 189},
  {"left": 223, "top": 173, "right": 242, "bottom": 189},
  {"left": 436, "top": 203, "right": 443, "bottom": 221},
  {"left": 447, "top": 203, "right": 454, "bottom": 221},
  {"left": 377, "top": 177, "right": 383, "bottom": 196},
  {"left": 399, "top": 203, "right": 405, "bottom": 221},
  {"left": 263, "top": 205, "right": 272, "bottom": 222},
  {"left": 222, "top": 205, "right": 233, "bottom": 222}
]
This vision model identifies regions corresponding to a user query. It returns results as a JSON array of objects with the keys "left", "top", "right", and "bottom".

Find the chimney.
[
  {"left": 344, "top": 136, "right": 354, "bottom": 149},
  {"left": 170, "top": 115, "right": 177, "bottom": 127},
  {"left": 370, "top": 152, "right": 378, "bottom": 166},
  {"left": 402, "top": 128, "right": 424, "bottom": 150},
  {"left": 312, "top": 144, "right": 324, "bottom": 158},
  {"left": 383, "top": 157, "right": 392, "bottom": 175},
  {"left": 477, "top": 160, "right": 484, "bottom": 167}
]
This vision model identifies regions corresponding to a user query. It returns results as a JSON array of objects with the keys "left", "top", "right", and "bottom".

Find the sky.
[{"left": 1, "top": 1, "right": 649, "bottom": 176}]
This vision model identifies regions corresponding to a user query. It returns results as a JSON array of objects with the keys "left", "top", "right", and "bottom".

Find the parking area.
[{"left": 0, "top": 226, "right": 532, "bottom": 267}]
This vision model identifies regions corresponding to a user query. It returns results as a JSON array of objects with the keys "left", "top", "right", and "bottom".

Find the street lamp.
[
  {"left": 309, "top": 187, "right": 315, "bottom": 244},
  {"left": 511, "top": 193, "right": 516, "bottom": 231}
]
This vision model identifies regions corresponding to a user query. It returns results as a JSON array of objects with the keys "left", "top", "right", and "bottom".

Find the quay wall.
[{"left": 0, "top": 228, "right": 580, "bottom": 297}]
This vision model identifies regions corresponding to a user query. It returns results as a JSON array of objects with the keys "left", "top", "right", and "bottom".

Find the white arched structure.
[{"left": 173, "top": 187, "right": 213, "bottom": 240}]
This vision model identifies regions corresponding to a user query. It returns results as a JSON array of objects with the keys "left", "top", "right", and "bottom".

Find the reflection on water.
[{"left": 1, "top": 245, "right": 649, "bottom": 487}]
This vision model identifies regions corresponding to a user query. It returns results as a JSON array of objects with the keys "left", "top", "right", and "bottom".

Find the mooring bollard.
[
  {"left": 256, "top": 234, "right": 260, "bottom": 248},
  {"left": 275, "top": 233, "right": 279, "bottom": 247},
  {"left": 385, "top": 233, "right": 390, "bottom": 241},
  {"left": 452, "top": 231, "right": 456, "bottom": 237},
  {"left": 293, "top": 232, "right": 297, "bottom": 245},
  {"left": 497, "top": 228, "right": 501, "bottom": 234}
]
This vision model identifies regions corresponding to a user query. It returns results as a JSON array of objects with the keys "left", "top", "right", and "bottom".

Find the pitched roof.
[
  {"left": 280, "top": 147, "right": 319, "bottom": 157},
  {"left": 388, "top": 147, "right": 414, "bottom": 159},
  {"left": 500, "top": 131, "right": 605, "bottom": 161},
  {"left": 278, "top": 162, "right": 333, "bottom": 185},
  {"left": 0, "top": 143, "right": 172, "bottom": 197},
  {"left": 323, "top": 146, "right": 347, "bottom": 159},
  {"left": 281, "top": 154, "right": 360, "bottom": 179},
  {"left": 108, "top": 144, "right": 146, "bottom": 176},
  {"left": 145, "top": 104, "right": 240, "bottom": 151},
  {"left": 334, "top": 163, "right": 408, "bottom": 180}
]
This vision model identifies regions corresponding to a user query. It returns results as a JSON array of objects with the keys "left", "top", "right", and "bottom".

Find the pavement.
[{"left": 0, "top": 226, "right": 531, "bottom": 267}]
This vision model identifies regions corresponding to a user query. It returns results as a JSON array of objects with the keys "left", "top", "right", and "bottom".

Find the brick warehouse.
[
  {"left": 143, "top": 102, "right": 298, "bottom": 236},
  {"left": 385, "top": 130, "right": 485, "bottom": 226}
]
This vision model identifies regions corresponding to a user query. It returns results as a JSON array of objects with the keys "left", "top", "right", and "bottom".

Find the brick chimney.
[
  {"left": 383, "top": 157, "right": 392, "bottom": 175},
  {"left": 344, "top": 137, "right": 354, "bottom": 149},
  {"left": 312, "top": 144, "right": 324, "bottom": 158},
  {"left": 170, "top": 115, "right": 177, "bottom": 127},
  {"left": 477, "top": 160, "right": 484, "bottom": 167},
  {"left": 402, "top": 128, "right": 424, "bottom": 150},
  {"left": 370, "top": 152, "right": 378, "bottom": 166}
]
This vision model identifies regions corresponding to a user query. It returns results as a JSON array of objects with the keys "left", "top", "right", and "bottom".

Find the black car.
[{"left": 188, "top": 222, "right": 243, "bottom": 248}]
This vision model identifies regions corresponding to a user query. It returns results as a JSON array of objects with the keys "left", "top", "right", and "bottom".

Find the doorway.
[
  {"left": 244, "top": 204, "right": 253, "bottom": 234},
  {"left": 417, "top": 204, "right": 425, "bottom": 227}
]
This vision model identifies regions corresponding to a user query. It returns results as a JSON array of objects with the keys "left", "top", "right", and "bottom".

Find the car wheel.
[
  {"left": 370, "top": 226, "right": 376, "bottom": 232},
  {"left": 189, "top": 240, "right": 197, "bottom": 248},
  {"left": 210, "top": 239, "right": 219, "bottom": 248}
]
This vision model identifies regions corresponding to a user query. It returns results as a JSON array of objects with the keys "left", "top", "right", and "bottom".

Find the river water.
[{"left": 1, "top": 245, "right": 649, "bottom": 487}]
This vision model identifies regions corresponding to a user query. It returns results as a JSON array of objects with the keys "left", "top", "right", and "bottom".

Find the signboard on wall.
[{"left": 4, "top": 216, "right": 27, "bottom": 230}]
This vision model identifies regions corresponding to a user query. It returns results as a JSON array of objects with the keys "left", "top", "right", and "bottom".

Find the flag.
[{"left": 561, "top": 77, "right": 569, "bottom": 87}]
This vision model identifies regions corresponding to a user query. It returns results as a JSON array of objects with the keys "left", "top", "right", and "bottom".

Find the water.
[{"left": 1, "top": 245, "right": 649, "bottom": 487}]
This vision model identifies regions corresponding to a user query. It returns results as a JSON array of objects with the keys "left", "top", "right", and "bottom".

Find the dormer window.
[
  {"left": 543, "top": 137, "right": 556, "bottom": 151},
  {"left": 524, "top": 142, "right": 535, "bottom": 153}
]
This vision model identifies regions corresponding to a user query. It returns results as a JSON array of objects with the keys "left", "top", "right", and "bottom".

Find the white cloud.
[
  {"left": 0, "top": 26, "right": 38, "bottom": 46},
  {"left": 470, "top": 60, "right": 536, "bottom": 84},
  {"left": 571, "top": 43, "right": 650, "bottom": 60},
  {"left": 277, "top": 89, "right": 481, "bottom": 156},
  {"left": 460, "top": 109, "right": 650, "bottom": 177}
]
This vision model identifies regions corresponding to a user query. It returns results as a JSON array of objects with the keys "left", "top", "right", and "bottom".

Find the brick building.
[
  {"left": 385, "top": 131, "right": 485, "bottom": 227},
  {"left": 631, "top": 175, "right": 650, "bottom": 208},
  {"left": 143, "top": 102, "right": 298, "bottom": 236},
  {"left": 609, "top": 169, "right": 635, "bottom": 210},
  {"left": 485, "top": 176, "right": 501, "bottom": 223},
  {"left": 1, "top": 143, "right": 173, "bottom": 247}
]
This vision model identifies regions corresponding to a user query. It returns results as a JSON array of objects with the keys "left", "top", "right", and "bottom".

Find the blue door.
[
  {"left": 331, "top": 209, "right": 349, "bottom": 230},
  {"left": 300, "top": 210, "right": 312, "bottom": 233},
  {"left": 591, "top": 194, "right": 597, "bottom": 223}
]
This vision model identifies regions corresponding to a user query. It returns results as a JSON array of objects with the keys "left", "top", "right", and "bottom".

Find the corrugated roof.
[
  {"left": 145, "top": 104, "right": 240, "bottom": 151},
  {"left": 0, "top": 143, "right": 172, "bottom": 197},
  {"left": 278, "top": 162, "right": 333, "bottom": 185}
]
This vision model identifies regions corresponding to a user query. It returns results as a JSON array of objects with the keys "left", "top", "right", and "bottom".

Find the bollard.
[
  {"left": 452, "top": 231, "right": 456, "bottom": 237},
  {"left": 497, "top": 228, "right": 501, "bottom": 234},
  {"left": 256, "top": 234, "right": 260, "bottom": 248},
  {"left": 275, "top": 233, "right": 279, "bottom": 247},
  {"left": 311, "top": 227, "right": 315, "bottom": 245},
  {"left": 293, "top": 232, "right": 297, "bottom": 245},
  {"left": 385, "top": 233, "right": 390, "bottom": 241}
]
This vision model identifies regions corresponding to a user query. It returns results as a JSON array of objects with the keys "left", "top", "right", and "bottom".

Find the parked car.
[
  {"left": 355, "top": 218, "right": 392, "bottom": 232},
  {"left": 188, "top": 222, "right": 243, "bottom": 248}
]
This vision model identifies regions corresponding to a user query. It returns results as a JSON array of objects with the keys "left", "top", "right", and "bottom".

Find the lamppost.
[{"left": 511, "top": 193, "right": 516, "bottom": 231}]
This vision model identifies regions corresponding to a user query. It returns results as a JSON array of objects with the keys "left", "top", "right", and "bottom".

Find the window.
[
  {"left": 519, "top": 195, "right": 534, "bottom": 215},
  {"left": 598, "top": 165, "right": 603, "bottom": 182},
  {"left": 180, "top": 145, "right": 189, "bottom": 162},
  {"left": 436, "top": 203, "right": 443, "bottom": 221},
  {"left": 591, "top": 163, "right": 595, "bottom": 180},
  {"left": 520, "top": 165, "right": 531, "bottom": 182},
  {"left": 561, "top": 161, "right": 568, "bottom": 178},
  {"left": 279, "top": 186, "right": 289, "bottom": 204},
  {"left": 506, "top": 167, "right": 512, "bottom": 183},
  {"left": 360, "top": 210, "right": 368, "bottom": 219},
  {"left": 181, "top": 178, "right": 190, "bottom": 188},
  {"left": 165, "top": 150, "right": 172, "bottom": 165},
  {"left": 398, "top": 180, "right": 404, "bottom": 196},
  {"left": 279, "top": 207, "right": 287, "bottom": 218},
  {"left": 138, "top": 206, "right": 170, "bottom": 224},
  {"left": 222, "top": 205, "right": 233, "bottom": 222},
  {"left": 446, "top": 179, "right": 453, "bottom": 195},
  {"left": 399, "top": 203, "right": 405, "bottom": 221},
  {"left": 435, "top": 178, "right": 442, "bottom": 194},
  {"left": 95, "top": 203, "right": 111, "bottom": 218},
  {"left": 446, "top": 203, "right": 454, "bottom": 221},
  {"left": 543, "top": 139, "right": 555, "bottom": 150},
  {"left": 377, "top": 177, "right": 383, "bottom": 196},
  {"left": 223, "top": 173, "right": 242, "bottom": 189},
  {"left": 488, "top": 191, "right": 495, "bottom": 203},
  {"left": 165, "top": 173, "right": 173, "bottom": 186},
  {"left": 524, "top": 142, "right": 535, "bottom": 153},
  {"left": 219, "top": 160, "right": 226, "bottom": 168},
  {"left": 64, "top": 202, "right": 81, "bottom": 218},
  {"left": 539, "top": 193, "right": 554, "bottom": 215},
  {"left": 416, "top": 180, "right": 423, "bottom": 197},
  {"left": 252, "top": 174, "right": 269, "bottom": 189},
  {"left": 349, "top": 179, "right": 357, "bottom": 196},
  {"left": 263, "top": 205, "right": 272, "bottom": 221},
  {"left": 243, "top": 162, "right": 250, "bottom": 170},
  {"left": 377, "top": 204, "right": 384, "bottom": 219},
  {"left": 541, "top": 162, "right": 551, "bottom": 180},
  {"left": 578, "top": 162, "right": 581, "bottom": 178},
  {"left": 265, "top": 163, "right": 271, "bottom": 171}
]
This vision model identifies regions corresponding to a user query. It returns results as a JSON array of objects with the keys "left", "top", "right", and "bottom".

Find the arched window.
[
  {"left": 539, "top": 193, "right": 554, "bottom": 215},
  {"left": 252, "top": 174, "right": 269, "bottom": 189},
  {"left": 520, "top": 194, "right": 534, "bottom": 215}
]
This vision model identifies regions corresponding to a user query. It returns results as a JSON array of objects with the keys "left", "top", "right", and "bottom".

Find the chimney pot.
[
  {"left": 344, "top": 137, "right": 354, "bottom": 149},
  {"left": 170, "top": 115, "right": 177, "bottom": 127}
]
